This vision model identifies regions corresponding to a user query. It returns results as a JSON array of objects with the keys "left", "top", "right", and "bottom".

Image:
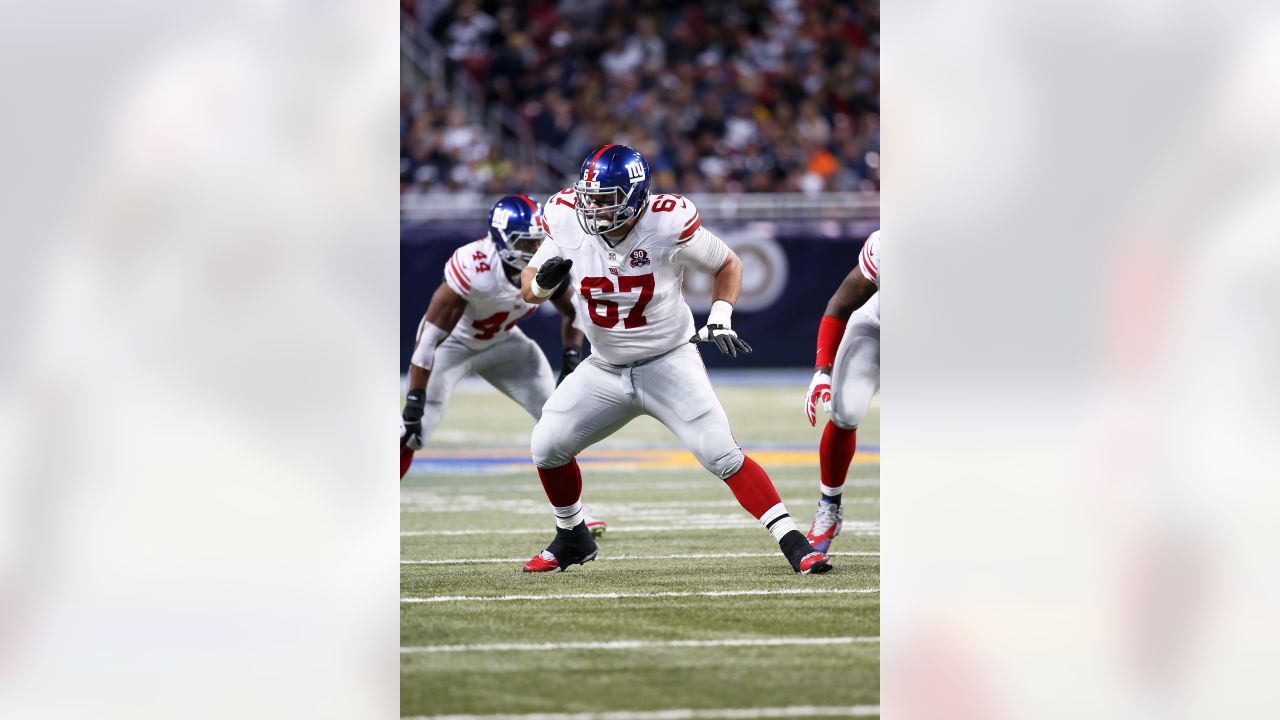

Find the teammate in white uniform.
[
  {"left": 400, "top": 194, "right": 606, "bottom": 535},
  {"left": 802, "top": 230, "right": 880, "bottom": 552},
  {"left": 516, "top": 144, "right": 833, "bottom": 575}
]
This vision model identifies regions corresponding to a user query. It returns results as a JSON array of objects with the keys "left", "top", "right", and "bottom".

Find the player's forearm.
[
  {"left": 710, "top": 253, "right": 743, "bottom": 305},
  {"left": 519, "top": 270, "right": 540, "bottom": 304},
  {"left": 560, "top": 318, "right": 584, "bottom": 352},
  {"left": 409, "top": 319, "right": 449, "bottom": 387},
  {"left": 520, "top": 267, "right": 550, "bottom": 304},
  {"left": 823, "top": 272, "right": 877, "bottom": 321},
  {"left": 407, "top": 364, "right": 430, "bottom": 393}
]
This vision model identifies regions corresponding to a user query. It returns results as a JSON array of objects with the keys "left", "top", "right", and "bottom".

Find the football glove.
[
  {"left": 692, "top": 324, "right": 753, "bottom": 358},
  {"left": 532, "top": 257, "right": 573, "bottom": 298},
  {"left": 690, "top": 300, "right": 752, "bottom": 358},
  {"left": 402, "top": 389, "right": 426, "bottom": 450},
  {"left": 558, "top": 347, "right": 581, "bottom": 386},
  {"left": 805, "top": 370, "right": 833, "bottom": 426}
]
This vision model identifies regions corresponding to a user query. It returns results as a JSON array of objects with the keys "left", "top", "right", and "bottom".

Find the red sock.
[
  {"left": 725, "top": 456, "right": 797, "bottom": 540},
  {"left": 820, "top": 421, "right": 857, "bottom": 494},
  {"left": 537, "top": 459, "right": 582, "bottom": 507},
  {"left": 724, "top": 456, "right": 783, "bottom": 520}
]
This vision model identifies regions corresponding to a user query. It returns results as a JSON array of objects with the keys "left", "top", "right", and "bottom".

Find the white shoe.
[{"left": 805, "top": 500, "right": 844, "bottom": 553}]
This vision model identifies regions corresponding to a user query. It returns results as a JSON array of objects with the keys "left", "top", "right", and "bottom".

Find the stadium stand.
[{"left": 401, "top": 0, "right": 879, "bottom": 199}]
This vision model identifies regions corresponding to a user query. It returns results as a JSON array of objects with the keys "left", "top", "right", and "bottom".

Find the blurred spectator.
[{"left": 402, "top": 0, "right": 879, "bottom": 196}]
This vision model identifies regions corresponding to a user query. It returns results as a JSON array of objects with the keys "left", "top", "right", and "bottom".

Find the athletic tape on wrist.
[
  {"left": 707, "top": 299, "right": 734, "bottom": 328},
  {"left": 531, "top": 276, "right": 556, "bottom": 299}
]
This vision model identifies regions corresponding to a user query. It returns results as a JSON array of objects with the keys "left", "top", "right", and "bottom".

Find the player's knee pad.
[
  {"left": 829, "top": 412, "right": 860, "bottom": 431},
  {"left": 830, "top": 395, "right": 866, "bottom": 431},
  {"left": 702, "top": 445, "right": 744, "bottom": 479},
  {"left": 530, "top": 419, "right": 573, "bottom": 468}
]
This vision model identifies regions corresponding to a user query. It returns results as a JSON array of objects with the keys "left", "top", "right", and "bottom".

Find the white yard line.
[
  {"left": 402, "top": 522, "right": 879, "bottom": 537},
  {"left": 401, "top": 636, "right": 879, "bottom": 654},
  {"left": 401, "top": 500, "right": 879, "bottom": 514},
  {"left": 402, "top": 551, "right": 879, "bottom": 565},
  {"left": 402, "top": 588, "right": 879, "bottom": 603},
  {"left": 402, "top": 706, "right": 880, "bottom": 720},
  {"left": 402, "top": 525, "right": 750, "bottom": 536},
  {"left": 401, "top": 498, "right": 878, "bottom": 509},
  {"left": 407, "top": 479, "right": 880, "bottom": 492}
]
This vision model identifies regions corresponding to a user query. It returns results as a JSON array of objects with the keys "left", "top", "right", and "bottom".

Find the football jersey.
[
  {"left": 857, "top": 230, "right": 880, "bottom": 322},
  {"left": 442, "top": 238, "right": 538, "bottom": 350},
  {"left": 532, "top": 190, "right": 720, "bottom": 365},
  {"left": 858, "top": 230, "right": 880, "bottom": 288}
]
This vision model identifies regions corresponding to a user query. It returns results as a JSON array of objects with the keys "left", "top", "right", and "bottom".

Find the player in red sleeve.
[{"left": 803, "top": 230, "right": 880, "bottom": 552}]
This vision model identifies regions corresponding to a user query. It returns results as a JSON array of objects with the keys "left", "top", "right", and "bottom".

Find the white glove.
[{"left": 805, "top": 370, "right": 832, "bottom": 426}]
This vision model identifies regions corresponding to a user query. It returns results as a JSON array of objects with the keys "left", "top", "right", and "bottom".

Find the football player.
[
  {"left": 802, "top": 230, "right": 880, "bottom": 552},
  {"left": 516, "top": 144, "right": 833, "bottom": 575},
  {"left": 400, "top": 194, "right": 606, "bottom": 535}
]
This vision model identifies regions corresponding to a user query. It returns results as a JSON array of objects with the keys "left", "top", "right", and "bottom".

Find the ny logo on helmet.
[
  {"left": 626, "top": 161, "right": 646, "bottom": 183},
  {"left": 491, "top": 207, "right": 513, "bottom": 230}
]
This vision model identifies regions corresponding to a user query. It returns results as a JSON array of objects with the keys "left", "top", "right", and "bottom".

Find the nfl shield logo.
[{"left": 629, "top": 249, "right": 651, "bottom": 268}]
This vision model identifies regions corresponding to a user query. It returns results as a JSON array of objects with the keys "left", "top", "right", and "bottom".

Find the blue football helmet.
[
  {"left": 488, "top": 194, "right": 545, "bottom": 270},
  {"left": 574, "top": 144, "right": 651, "bottom": 243}
]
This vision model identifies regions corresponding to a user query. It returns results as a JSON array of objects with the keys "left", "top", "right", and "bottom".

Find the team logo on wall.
[
  {"left": 681, "top": 226, "right": 788, "bottom": 313},
  {"left": 629, "top": 249, "right": 650, "bottom": 268}
]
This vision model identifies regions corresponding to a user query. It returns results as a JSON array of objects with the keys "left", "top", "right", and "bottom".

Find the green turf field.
[{"left": 401, "top": 373, "right": 879, "bottom": 719}]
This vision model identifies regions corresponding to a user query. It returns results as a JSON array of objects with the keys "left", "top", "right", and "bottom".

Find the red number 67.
[{"left": 580, "top": 274, "right": 655, "bottom": 329}]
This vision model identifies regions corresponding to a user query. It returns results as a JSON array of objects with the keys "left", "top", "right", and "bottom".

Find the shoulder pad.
[
  {"left": 646, "top": 194, "right": 701, "bottom": 244},
  {"left": 541, "top": 188, "right": 583, "bottom": 247}
]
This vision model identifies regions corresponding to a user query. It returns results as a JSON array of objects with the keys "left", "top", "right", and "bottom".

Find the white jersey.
[
  {"left": 532, "top": 190, "right": 726, "bottom": 365},
  {"left": 858, "top": 230, "right": 879, "bottom": 287},
  {"left": 857, "top": 230, "right": 880, "bottom": 322},
  {"left": 442, "top": 238, "right": 538, "bottom": 350}
]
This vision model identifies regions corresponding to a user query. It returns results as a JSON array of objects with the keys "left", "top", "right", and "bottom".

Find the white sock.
[
  {"left": 553, "top": 501, "right": 583, "bottom": 530},
  {"left": 759, "top": 502, "right": 798, "bottom": 542},
  {"left": 820, "top": 484, "right": 844, "bottom": 499}
]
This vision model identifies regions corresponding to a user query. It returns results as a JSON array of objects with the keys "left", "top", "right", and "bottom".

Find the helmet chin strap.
[{"left": 598, "top": 214, "right": 639, "bottom": 248}]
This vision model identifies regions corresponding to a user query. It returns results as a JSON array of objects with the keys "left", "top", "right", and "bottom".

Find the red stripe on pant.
[
  {"left": 820, "top": 422, "right": 856, "bottom": 490},
  {"left": 537, "top": 459, "right": 583, "bottom": 507},
  {"left": 723, "top": 455, "right": 783, "bottom": 519}
]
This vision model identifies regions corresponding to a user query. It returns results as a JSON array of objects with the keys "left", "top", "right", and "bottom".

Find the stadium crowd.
[{"left": 402, "top": 0, "right": 879, "bottom": 197}]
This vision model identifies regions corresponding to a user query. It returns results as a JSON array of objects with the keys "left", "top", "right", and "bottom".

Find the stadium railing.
[{"left": 401, "top": 192, "right": 881, "bottom": 223}]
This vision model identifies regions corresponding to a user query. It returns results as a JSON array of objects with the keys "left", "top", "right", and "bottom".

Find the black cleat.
[
  {"left": 522, "top": 521, "right": 599, "bottom": 573},
  {"left": 779, "top": 529, "right": 833, "bottom": 574}
]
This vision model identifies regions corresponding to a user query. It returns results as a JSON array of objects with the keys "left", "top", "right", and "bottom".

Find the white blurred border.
[
  {"left": 0, "top": 2, "right": 398, "bottom": 717},
  {"left": 885, "top": 1, "right": 1280, "bottom": 717}
]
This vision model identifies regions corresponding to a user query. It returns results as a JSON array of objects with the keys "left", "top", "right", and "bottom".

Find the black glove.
[
  {"left": 535, "top": 257, "right": 573, "bottom": 293},
  {"left": 402, "top": 389, "right": 426, "bottom": 450},
  {"left": 690, "top": 324, "right": 754, "bottom": 358},
  {"left": 558, "top": 347, "right": 582, "bottom": 385}
]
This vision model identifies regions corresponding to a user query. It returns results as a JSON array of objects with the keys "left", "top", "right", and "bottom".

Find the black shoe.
[
  {"left": 522, "top": 521, "right": 599, "bottom": 573},
  {"left": 779, "top": 529, "right": 833, "bottom": 574}
]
